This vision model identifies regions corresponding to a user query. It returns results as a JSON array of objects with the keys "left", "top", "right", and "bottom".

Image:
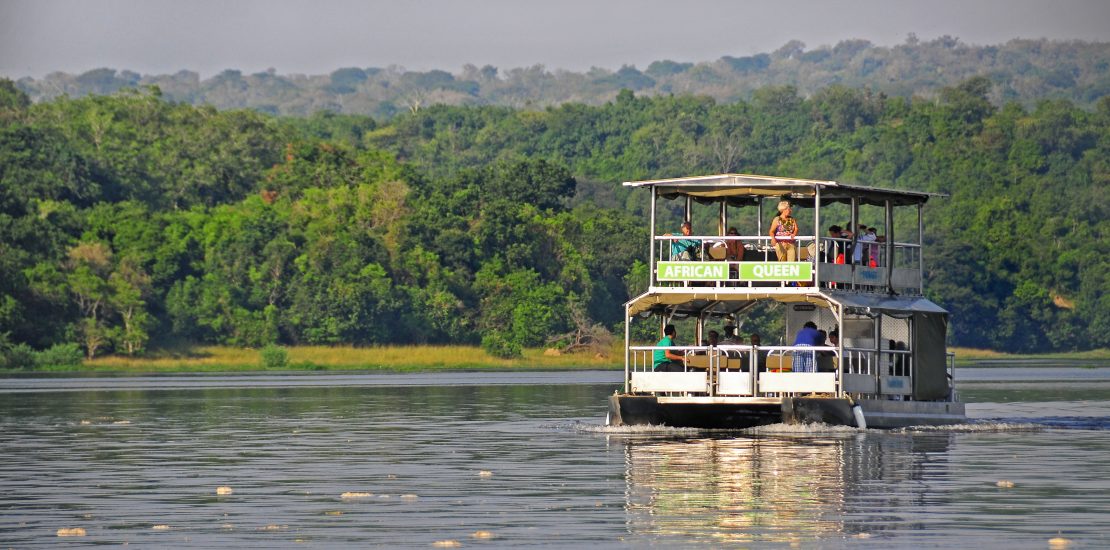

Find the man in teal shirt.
[
  {"left": 653, "top": 324, "right": 686, "bottom": 372},
  {"left": 668, "top": 221, "right": 702, "bottom": 260}
]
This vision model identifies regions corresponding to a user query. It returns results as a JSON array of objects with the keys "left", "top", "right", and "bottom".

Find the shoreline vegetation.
[{"left": 2, "top": 345, "right": 1107, "bottom": 375}]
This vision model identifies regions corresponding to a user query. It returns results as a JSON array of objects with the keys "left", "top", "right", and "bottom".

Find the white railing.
[
  {"left": 627, "top": 344, "right": 840, "bottom": 397},
  {"left": 651, "top": 234, "right": 922, "bottom": 293},
  {"left": 840, "top": 347, "right": 914, "bottom": 397},
  {"left": 653, "top": 234, "right": 816, "bottom": 288}
]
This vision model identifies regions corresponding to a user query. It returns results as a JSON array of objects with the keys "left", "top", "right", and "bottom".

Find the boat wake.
[
  {"left": 967, "top": 416, "right": 1110, "bottom": 430},
  {"left": 742, "top": 422, "right": 862, "bottom": 435},
  {"left": 893, "top": 421, "right": 1043, "bottom": 433},
  {"left": 561, "top": 421, "right": 705, "bottom": 435}
]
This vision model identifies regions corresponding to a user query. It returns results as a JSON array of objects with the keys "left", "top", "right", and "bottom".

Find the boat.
[{"left": 606, "top": 173, "right": 966, "bottom": 429}]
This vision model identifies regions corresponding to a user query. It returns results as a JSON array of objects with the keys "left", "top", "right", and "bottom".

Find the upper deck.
[{"left": 625, "top": 173, "right": 941, "bottom": 307}]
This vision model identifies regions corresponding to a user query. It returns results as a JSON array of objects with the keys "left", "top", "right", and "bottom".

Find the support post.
[
  {"left": 850, "top": 197, "right": 859, "bottom": 291},
  {"left": 624, "top": 307, "right": 632, "bottom": 391},
  {"left": 917, "top": 202, "right": 924, "bottom": 295},
  {"left": 815, "top": 185, "right": 822, "bottom": 286},
  {"left": 649, "top": 186, "right": 657, "bottom": 287},
  {"left": 885, "top": 199, "right": 894, "bottom": 293}
]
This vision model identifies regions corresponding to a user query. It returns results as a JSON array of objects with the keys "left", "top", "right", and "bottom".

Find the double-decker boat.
[{"left": 607, "top": 174, "right": 966, "bottom": 429}]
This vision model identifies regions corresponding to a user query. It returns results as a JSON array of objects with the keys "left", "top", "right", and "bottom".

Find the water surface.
[{"left": 1, "top": 368, "right": 1108, "bottom": 547}]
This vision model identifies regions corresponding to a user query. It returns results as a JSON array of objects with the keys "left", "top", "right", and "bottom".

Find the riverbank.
[
  {"left": 2, "top": 345, "right": 1106, "bottom": 375},
  {"left": 13, "top": 345, "right": 623, "bottom": 374},
  {"left": 950, "top": 347, "right": 1110, "bottom": 367}
]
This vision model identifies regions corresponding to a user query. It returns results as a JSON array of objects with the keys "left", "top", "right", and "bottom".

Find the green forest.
[{"left": 0, "top": 74, "right": 1107, "bottom": 366}]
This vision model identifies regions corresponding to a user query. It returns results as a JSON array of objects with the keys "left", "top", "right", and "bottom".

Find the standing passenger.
[
  {"left": 854, "top": 224, "right": 874, "bottom": 265},
  {"left": 823, "top": 225, "right": 842, "bottom": 263},
  {"left": 791, "top": 321, "right": 820, "bottom": 373},
  {"left": 769, "top": 201, "right": 798, "bottom": 262}
]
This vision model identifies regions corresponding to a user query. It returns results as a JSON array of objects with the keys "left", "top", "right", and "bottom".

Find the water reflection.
[{"left": 614, "top": 431, "right": 954, "bottom": 545}]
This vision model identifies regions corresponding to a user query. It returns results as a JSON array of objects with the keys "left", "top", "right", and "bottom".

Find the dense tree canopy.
[{"left": 0, "top": 78, "right": 1106, "bottom": 363}]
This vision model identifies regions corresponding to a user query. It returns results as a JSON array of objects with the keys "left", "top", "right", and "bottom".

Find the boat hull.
[{"left": 607, "top": 394, "right": 965, "bottom": 429}]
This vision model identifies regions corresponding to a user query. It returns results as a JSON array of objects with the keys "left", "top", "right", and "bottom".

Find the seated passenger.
[
  {"left": 691, "top": 330, "right": 719, "bottom": 355},
  {"left": 724, "top": 226, "right": 743, "bottom": 261},
  {"left": 653, "top": 324, "right": 686, "bottom": 372},
  {"left": 665, "top": 221, "right": 702, "bottom": 261},
  {"left": 769, "top": 201, "right": 798, "bottom": 261},
  {"left": 791, "top": 321, "right": 820, "bottom": 373},
  {"left": 745, "top": 333, "right": 765, "bottom": 372}
]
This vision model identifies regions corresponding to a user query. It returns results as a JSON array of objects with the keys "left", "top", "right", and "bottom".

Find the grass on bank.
[
  {"left": 6, "top": 344, "right": 1108, "bottom": 374},
  {"left": 72, "top": 344, "right": 625, "bottom": 373},
  {"left": 950, "top": 347, "right": 1110, "bottom": 364}
]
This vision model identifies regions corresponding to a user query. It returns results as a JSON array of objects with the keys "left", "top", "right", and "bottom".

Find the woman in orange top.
[{"left": 769, "top": 200, "right": 798, "bottom": 261}]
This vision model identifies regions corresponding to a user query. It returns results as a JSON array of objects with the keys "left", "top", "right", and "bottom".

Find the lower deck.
[{"left": 608, "top": 394, "right": 966, "bottom": 429}]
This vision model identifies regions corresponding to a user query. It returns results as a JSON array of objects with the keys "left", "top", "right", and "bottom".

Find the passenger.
[
  {"left": 747, "top": 333, "right": 765, "bottom": 372},
  {"left": 791, "top": 321, "right": 820, "bottom": 373},
  {"left": 724, "top": 227, "right": 743, "bottom": 262},
  {"left": 840, "top": 222, "right": 854, "bottom": 263},
  {"left": 822, "top": 330, "right": 839, "bottom": 357},
  {"left": 653, "top": 324, "right": 686, "bottom": 372},
  {"left": 768, "top": 200, "right": 798, "bottom": 262},
  {"left": 889, "top": 339, "right": 907, "bottom": 374},
  {"left": 720, "top": 325, "right": 742, "bottom": 360},
  {"left": 816, "top": 329, "right": 836, "bottom": 371},
  {"left": 854, "top": 224, "right": 875, "bottom": 265},
  {"left": 867, "top": 226, "right": 880, "bottom": 267},
  {"left": 692, "top": 330, "right": 719, "bottom": 356},
  {"left": 823, "top": 225, "right": 842, "bottom": 263},
  {"left": 720, "top": 325, "right": 739, "bottom": 344},
  {"left": 664, "top": 221, "right": 702, "bottom": 261}
]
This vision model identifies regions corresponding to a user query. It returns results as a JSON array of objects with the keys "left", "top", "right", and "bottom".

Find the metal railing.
[
  {"left": 841, "top": 347, "right": 914, "bottom": 397},
  {"left": 651, "top": 234, "right": 922, "bottom": 293},
  {"left": 627, "top": 344, "right": 840, "bottom": 397}
]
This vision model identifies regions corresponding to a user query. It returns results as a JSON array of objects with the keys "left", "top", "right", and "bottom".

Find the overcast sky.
[{"left": 2, "top": 0, "right": 1109, "bottom": 79}]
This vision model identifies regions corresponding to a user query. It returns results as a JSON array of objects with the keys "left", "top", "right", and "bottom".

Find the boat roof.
[
  {"left": 625, "top": 288, "right": 947, "bottom": 318},
  {"left": 622, "top": 173, "right": 943, "bottom": 207}
]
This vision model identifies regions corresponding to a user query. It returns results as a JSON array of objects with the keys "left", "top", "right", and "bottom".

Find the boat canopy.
[
  {"left": 626, "top": 289, "right": 834, "bottom": 318},
  {"left": 823, "top": 292, "right": 948, "bottom": 315},
  {"left": 622, "top": 173, "right": 942, "bottom": 207}
]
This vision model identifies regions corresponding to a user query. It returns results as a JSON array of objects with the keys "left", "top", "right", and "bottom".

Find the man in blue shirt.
[
  {"left": 653, "top": 324, "right": 686, "bottom": 372},
  {"left": 792, "top": 321, "right": 820, "bottom": 373}
]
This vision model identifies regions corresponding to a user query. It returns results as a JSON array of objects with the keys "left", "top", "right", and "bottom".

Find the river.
[{"left": 1, "top": 368, "right": 1108, "bottom": 548}]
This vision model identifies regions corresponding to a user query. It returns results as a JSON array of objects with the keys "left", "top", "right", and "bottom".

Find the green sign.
[
  {"left": 738, "top": 262, "right": 812, "bottom": 281},
  {"left": 657, "top": 262, "right": 728, "bottom": 281}
]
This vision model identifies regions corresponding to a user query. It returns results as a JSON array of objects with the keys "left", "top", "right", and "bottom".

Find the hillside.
[
  {"left": 0, "top": 76, "right": 1107, "bottom": 366},
  {"left": 12, "top": 37, "right": 1110, "bottom": 117}
]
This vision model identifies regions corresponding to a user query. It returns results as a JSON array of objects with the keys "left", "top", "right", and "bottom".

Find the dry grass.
[
  {"left": 951, "top": 347, "right": 1110, "bottom": 361},
  {"left": 83, "top": 343, "right": 624, "bottom": 372},
  {"left": 48, "top": 344, "right": 1110, "bottom": 373}
]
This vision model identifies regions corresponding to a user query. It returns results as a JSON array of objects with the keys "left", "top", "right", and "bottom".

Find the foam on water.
[
  {"left": 894, "top": 421, "right": 1044, "bottom": 433},
  {"left": 560, "top": 420, "right": 704, "bottom": 435},
  {"left": 742, "top": 422, "right": 862, "bottom": 435}
]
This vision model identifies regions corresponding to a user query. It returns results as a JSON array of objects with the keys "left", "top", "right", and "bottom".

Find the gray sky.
[{"left": 2, "top": 0, "right": 1109, "bottom": 79}]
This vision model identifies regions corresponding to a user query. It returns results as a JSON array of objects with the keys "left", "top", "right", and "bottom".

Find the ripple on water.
[{"left": 2, "top": 376, "right": 1109, "bottom": 548}]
